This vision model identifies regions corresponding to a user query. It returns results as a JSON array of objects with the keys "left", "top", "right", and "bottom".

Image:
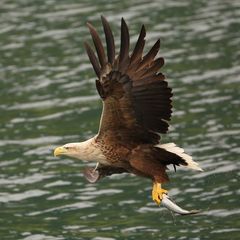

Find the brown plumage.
[
  {"left": 85, "top": 16, "right": 177, "bottom": 181},
  {"left": 54, "top": 16, "right": 202, "bottom": 207}
]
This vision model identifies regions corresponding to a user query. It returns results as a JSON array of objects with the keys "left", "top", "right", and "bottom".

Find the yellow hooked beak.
[{"left": 54, "top": 146, "right": 67, "bottom": 157}]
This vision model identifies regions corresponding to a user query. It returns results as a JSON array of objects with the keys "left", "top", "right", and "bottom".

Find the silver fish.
[{"left": 162, "top": 194, "right": 200, "bottom": 215}]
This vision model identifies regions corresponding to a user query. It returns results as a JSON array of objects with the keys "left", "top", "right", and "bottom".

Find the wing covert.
[{"left": 85, "top": 16, "right": 172, "bottom": 144}]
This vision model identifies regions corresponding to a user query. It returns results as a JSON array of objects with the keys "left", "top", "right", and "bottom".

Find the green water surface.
[{"left": 0, "top": 0, "right": 240, "bottom": 239}]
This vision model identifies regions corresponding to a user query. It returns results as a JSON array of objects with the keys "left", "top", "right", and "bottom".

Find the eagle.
[{"left": 54, "top": 16, "right": 202, "bottom": 212}]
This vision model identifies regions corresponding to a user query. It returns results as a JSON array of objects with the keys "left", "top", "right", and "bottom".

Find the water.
[{"left": 0, "top": 0, "right": 240, "bottom": 239}]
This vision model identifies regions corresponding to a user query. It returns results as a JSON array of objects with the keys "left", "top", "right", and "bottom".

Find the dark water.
[{"left": 1, "top": 0, "right": 240, "bottom": 239}]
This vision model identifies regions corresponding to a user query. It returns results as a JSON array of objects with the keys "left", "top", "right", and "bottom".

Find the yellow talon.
[{"left": 152, "top": 182, "right": 168, "bottom": 205}]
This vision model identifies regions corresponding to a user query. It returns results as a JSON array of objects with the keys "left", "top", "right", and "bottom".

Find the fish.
[{"left": 162, "top": 194, "right": 200, "bottom": 215}]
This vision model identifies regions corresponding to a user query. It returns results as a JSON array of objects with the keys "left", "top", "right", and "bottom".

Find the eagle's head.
[
  {"left": 53, "top": 138, "right": 107, "bottom": 164},
  {"left": 54, "top": 143, "right": 80, "bottom": 159}
]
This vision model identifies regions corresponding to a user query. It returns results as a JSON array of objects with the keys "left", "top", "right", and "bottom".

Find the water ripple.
[
  {"left": 0, "top": 190, "right": 49, "bottom": 203},
  {"left": 0, "top": 0, "right": 239, "bottom": 239},
  {"left": 28, "top": 201, "right": 96, "bottom": 216},
  {"left": 22, "top": 234, "right": 63, "bottom": 240},
  {"left": 0, "top": 173, "right": 53, "bottom": 186}
]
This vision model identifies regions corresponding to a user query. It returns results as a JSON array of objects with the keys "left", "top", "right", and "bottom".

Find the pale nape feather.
[
  {"left": 63, "top": 137, "right": 109, "bottom": 164},
  {"left": 158, "top": 143, "right": 203, "bottom": 171}
]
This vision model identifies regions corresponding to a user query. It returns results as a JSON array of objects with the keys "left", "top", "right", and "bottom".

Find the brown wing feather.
[
  {"left": 119, "top": 18, "right": 130, "bottom": 72},
  {"left": 85, "top": 17, "right": 172, "bottom": 144},
  {"left": 84, "top": 42, "right": 101, "bottom": 78},
  {"left": 87, "top": 22, "right": 106, "bottom": 68},
  {"left": 130, "top": 25, "right": 146, "bottom": 64},
  {"left": 101, "top": 16, "right": 115, "bottom": 65}
]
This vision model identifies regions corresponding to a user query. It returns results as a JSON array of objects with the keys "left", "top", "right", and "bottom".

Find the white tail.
[{"left": 158, "top": 143, "right": 203, "bottom": 171}]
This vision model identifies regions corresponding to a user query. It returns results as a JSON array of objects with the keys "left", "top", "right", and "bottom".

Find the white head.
[
  {"left": 54, "top": 137, "right": 107, "bottom": 163},
  {"left": 54, "top": 142, "right": 82, "bottom": 159}
]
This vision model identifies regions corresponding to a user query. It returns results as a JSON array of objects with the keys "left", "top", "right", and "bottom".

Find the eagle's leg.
[
  {"left": 94, "top": 162, "right": 99, "bottom": 171},
  {"left": 84, "top": 164, "right": 129, "bottom": 183},
  {"left": 152, "top": 182, "right": 168, "bottom": 205}
]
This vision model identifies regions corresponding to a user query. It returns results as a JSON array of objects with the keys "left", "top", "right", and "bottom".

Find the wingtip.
[
  {"left": 141, "top": 24, "right": 146, "bottom": 36},
  {"left": 101, "top": 15, "right": 110, "bottom": 30},
  {"left": 86, "top": 22, "right": 96, "bottom": 32},
  {"left": 101, "top": 15, "right": 107, "bottom": 23},
  {"left": 153, "top": 39, "right": 161, "bottom": 50},
  {"left": 121, "top": 17, "right": 127, "bottom": 27}
]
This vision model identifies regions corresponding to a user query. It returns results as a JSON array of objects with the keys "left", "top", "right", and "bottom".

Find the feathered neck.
[{"left": 64, "top": 137, "right": 108, "bottom": 164}]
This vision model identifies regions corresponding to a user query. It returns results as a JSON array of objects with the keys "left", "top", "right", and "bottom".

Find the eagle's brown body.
[
  {"left": 54, "top": 16, "right": 202, "bottom": 207},
  {"left": 95, "top": 132, "right": 186, "bottom": 183}
]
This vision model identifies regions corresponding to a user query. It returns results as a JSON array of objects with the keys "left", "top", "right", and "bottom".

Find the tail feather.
[{"left": 157, "top": 143, "right": 203, "bottom": 171}]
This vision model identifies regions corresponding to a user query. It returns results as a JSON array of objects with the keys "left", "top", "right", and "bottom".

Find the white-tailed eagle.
[{"left": 54, "top": 16, "right": 202, "bottom": 215}]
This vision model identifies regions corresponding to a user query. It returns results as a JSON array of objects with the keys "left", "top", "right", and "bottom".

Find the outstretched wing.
[{"left": 85, "top": 16, "right": 172, "bottom": 144}]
